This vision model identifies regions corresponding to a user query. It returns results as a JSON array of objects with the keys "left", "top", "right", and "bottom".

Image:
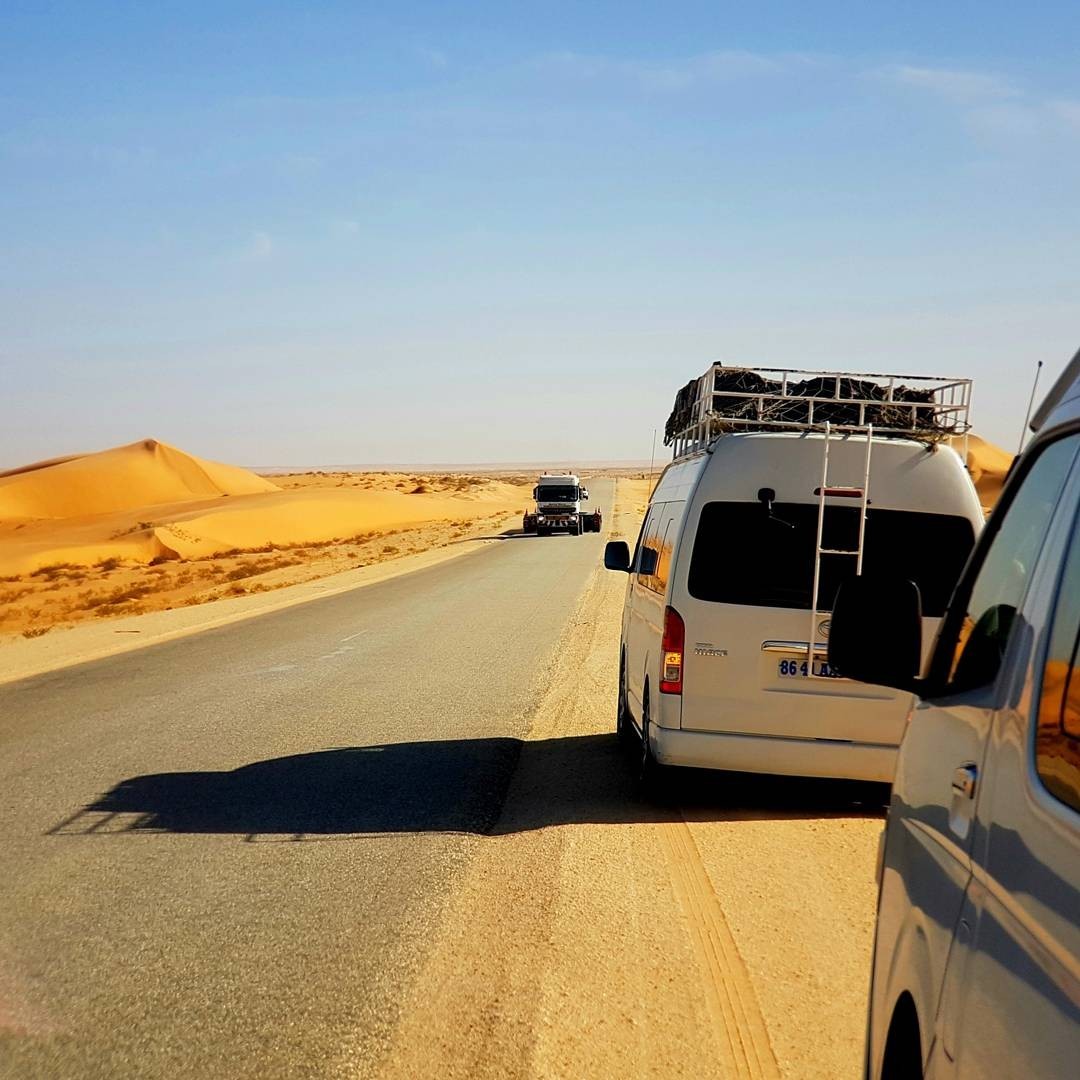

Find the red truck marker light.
[{"left": 660, "top": 606, "right": 685, "bottom": 695}]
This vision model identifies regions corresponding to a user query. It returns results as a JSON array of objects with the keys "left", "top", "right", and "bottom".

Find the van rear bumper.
[{"left": 651, "top": 726, "right": 897, "bottom": 783}]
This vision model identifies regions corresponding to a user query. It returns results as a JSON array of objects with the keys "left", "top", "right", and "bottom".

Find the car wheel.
[
  {"left": 616, "top": 653, "right": 633, "bottom": 746},
  {"left": 639, "top": 688, "right": 667, "bottom": 794}
]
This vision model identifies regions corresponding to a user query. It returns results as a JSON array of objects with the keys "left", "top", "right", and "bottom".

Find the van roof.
[
  {"left": 652, "top": 429, "right": 983, "bottom": 523},
  {"left": 1030, "top": 346, "right": 1080, "bottom": 433}
]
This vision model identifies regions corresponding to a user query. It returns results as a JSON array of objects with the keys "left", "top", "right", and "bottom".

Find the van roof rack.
[{"left": 666, "top": 364, "right": 973, "bottom": 459}]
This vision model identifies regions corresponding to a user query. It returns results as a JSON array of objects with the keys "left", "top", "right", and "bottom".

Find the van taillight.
[{"left": 660, "top": 606, "right": 685, "bottom": 695}]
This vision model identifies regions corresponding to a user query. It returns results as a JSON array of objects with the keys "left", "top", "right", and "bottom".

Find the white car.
[
  {"left": 829, "top": 349, "right": 1080, "bottom": 1077},
  {"left": 604, "top": 365, "right": 984, "bottom": 784}
]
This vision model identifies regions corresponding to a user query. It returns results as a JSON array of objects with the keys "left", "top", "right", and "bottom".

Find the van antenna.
[
  {"left": 1019, "top": 361, "right": 1044, "bottom": 455},
  {"left": 648, "top": 427, "right": 657, "bottom": 494}
]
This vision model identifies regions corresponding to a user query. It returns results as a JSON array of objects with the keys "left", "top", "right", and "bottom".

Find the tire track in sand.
[{"left": 659, "top": 819, "right": 780, "bottom": 1079}]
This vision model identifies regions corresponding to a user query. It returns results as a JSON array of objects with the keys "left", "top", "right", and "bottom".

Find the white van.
[
  {"left": 829, "top": 348, "right": 1080, "bottom": 1077},
  {"left": 604, "top": 366, "right": 985, "bottom": 784}
]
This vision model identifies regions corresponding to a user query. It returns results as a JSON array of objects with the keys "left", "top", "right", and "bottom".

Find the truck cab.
[{"left": 524, "top": 474, "right": 601, "bottom": 536}]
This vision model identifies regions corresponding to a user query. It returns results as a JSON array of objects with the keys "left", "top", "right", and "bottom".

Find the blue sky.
[{"left": 2, "top": 1, "right": 1078, "bottom": 467}]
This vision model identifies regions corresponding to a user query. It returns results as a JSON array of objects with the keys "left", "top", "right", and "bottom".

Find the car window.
[
  {"left": 631, "top": 507, "right": 655, "bottom": 570},
  {"left": 637, "top": 505, "right": 667, "bottom": 590},
  {"left": 686, "top": 502, "right": 974, "bottom": 615},
  {"left": 654, "top": 514, "right": 677, "bottom": 595},
  {"left": 640, "top": 515, "right": 676, "bottom": 595},
  {"left": 1036, "top": 503, "right": 1080, "bottom": 813},
  {"left": 942, "top": 435, "right": 1080, "bottom": 693}
]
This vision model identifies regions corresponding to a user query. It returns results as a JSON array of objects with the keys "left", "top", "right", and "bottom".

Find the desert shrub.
[
  {"left": 78, "top": 584, "right": 152, "bottom": 611},
  {"left": 22, "top": 626, "right": 51, "bottom": 638},
  {"left": 31, "top": 562, "right": 81, "bottom": 581},
  {"left": 228, "top": 583, "right": 247, "bottom": 595},
  {"left": 261, "top": 556, "right": 303, "bottom": 571},
  {"left": 94, "top": 557, "right": 122, "bottom": 572},
  {"left": 381, "top": 545, "right": 399, "bottom": 555},
  {"left": 95, "top": 600, "right": 146, "bottom": 618},
  {"left": 225, "top": 565, "right": 262, "bottom": 582}
]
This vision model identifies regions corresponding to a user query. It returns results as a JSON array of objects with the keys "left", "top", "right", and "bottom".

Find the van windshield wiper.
[{"left": 758, "top": 487, "right": 796, "bottom": 530}]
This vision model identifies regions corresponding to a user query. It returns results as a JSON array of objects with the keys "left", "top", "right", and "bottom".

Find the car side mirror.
[
  {"left": 604, "top": 541, "right": 631, "bottom": 572},
  {"left": 829, "top": 576, "right": 923, "bottom": 692},
  {"left": 580, "top": 488, "right": 589, "bottom": 501},
  {"left": 637, "top": 546, "right": 658, "bottom": 577}
]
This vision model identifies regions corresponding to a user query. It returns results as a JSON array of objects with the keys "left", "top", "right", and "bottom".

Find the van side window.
[
  {"left": 942, "top": 435, "right": 1079, "bottom": 694},
  {"left": 654, "top": 516, "right": 676, "bottom": 594},
  {"left": 1036, "top": 505, "right": 1080, "bottom": 813},
  {"left": 636, "top": 506, "right": 666, "bottom": 589},
  {"left": 640, "top": 515, "right": 676, "bottom": 595},
  {"left": 631, "top": 508, "right": 655, "bottom": 572}
]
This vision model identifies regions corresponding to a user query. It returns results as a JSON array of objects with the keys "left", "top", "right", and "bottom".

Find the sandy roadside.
[
  {"left": 0, "top": 513, "right": 521, "bottom": 686},
  {"left": 364, "top": 477, "right": 881, "bottom": 1080}
]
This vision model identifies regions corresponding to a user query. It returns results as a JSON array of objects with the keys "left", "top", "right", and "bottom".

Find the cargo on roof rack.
[{"left": 666, "top": 365, "right": 972, "bottom": 459}]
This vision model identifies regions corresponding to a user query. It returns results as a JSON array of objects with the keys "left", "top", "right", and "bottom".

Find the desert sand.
[
  {"left": 957, "top": 433, "right": 1013, "bottom": 514},
  {"left": 0, "top": 439, "right": 534, "bottom": 638},
  {"left": 0, "top": 431, "right": 1008, "bottom": 643}
]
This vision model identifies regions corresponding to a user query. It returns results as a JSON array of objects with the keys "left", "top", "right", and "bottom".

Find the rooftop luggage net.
[{"left": 666, "top": 365, "right": 972, "bottom": 458}]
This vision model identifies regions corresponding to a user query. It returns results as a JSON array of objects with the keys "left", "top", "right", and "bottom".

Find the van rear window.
[{"left": 686, "top": 502, "right": 976, "bottom": 616}]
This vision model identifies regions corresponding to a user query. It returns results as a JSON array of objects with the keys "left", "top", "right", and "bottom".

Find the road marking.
[
  {"left": 317, "top": 646, "right": 356, "bottom": 660},
  {"left": 340, "top": 631, "right": 368, "bottom": 642},
  {"left": 252, "top": 663, "right": 296, "bottom": 675},
  {"left": 658, "top": 819, "right": 780, "bottom": 1079}
]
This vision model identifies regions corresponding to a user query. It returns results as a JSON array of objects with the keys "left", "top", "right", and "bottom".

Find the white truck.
[{"left": 523, "top": 473, "right": 602, "bottom": 536}]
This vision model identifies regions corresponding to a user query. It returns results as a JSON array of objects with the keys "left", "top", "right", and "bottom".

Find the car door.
[
  {"left": 944, "top": 457, "right": 1080, "bottom": 1078},
  {"left": 870, "top": 433, "right": 1080, "bottom": 1078},
  {"left": 625, "top": 504, "right": 663, "bottom": 718}
]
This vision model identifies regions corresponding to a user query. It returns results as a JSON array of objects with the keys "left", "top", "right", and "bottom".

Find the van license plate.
[{"left": 777, "top": 658, "right": 840, "bottom": 679}]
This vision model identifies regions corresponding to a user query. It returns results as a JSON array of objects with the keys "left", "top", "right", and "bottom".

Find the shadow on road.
[{"left": 49, "top": 734, "right": 887, "bottom": 840}]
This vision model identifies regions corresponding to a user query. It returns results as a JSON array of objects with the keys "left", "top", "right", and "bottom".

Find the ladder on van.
[{"left": 807, "top": 422, "right": 874, "bottom": 676}]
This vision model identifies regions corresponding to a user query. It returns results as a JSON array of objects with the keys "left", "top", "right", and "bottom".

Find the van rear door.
[{"left": 676, "top": 499, "right": 976, "bottom": 743}]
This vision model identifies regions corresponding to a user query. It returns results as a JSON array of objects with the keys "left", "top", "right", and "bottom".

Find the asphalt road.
[{"left": 0, "top": 481, "right": 614, "bottom": 1080}]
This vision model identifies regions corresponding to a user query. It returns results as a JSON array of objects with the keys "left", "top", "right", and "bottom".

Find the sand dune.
[
  {"left": 150, "top": 486, "right": 529, "bottom": 560},
  {"left": 0, "top": 440, "right": 536, "bottom": 637},
  {"left": 956, "top": 434, "right": 1013, "bottom": 513},
  {"left": 0, "top": 439, "right": 278, "bottom": 520},
  {"left": 0, "top": 440, "right": 533, "bottom": 578}
]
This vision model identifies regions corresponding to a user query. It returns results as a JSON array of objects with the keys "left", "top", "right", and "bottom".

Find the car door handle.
[{"left": 951, "top": 764, "right": 978, "bottom": 800}]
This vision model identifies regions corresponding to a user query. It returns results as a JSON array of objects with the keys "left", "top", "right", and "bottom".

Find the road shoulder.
[{"left": 0, "top": 525, "right": 516, "bottom": 686}]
